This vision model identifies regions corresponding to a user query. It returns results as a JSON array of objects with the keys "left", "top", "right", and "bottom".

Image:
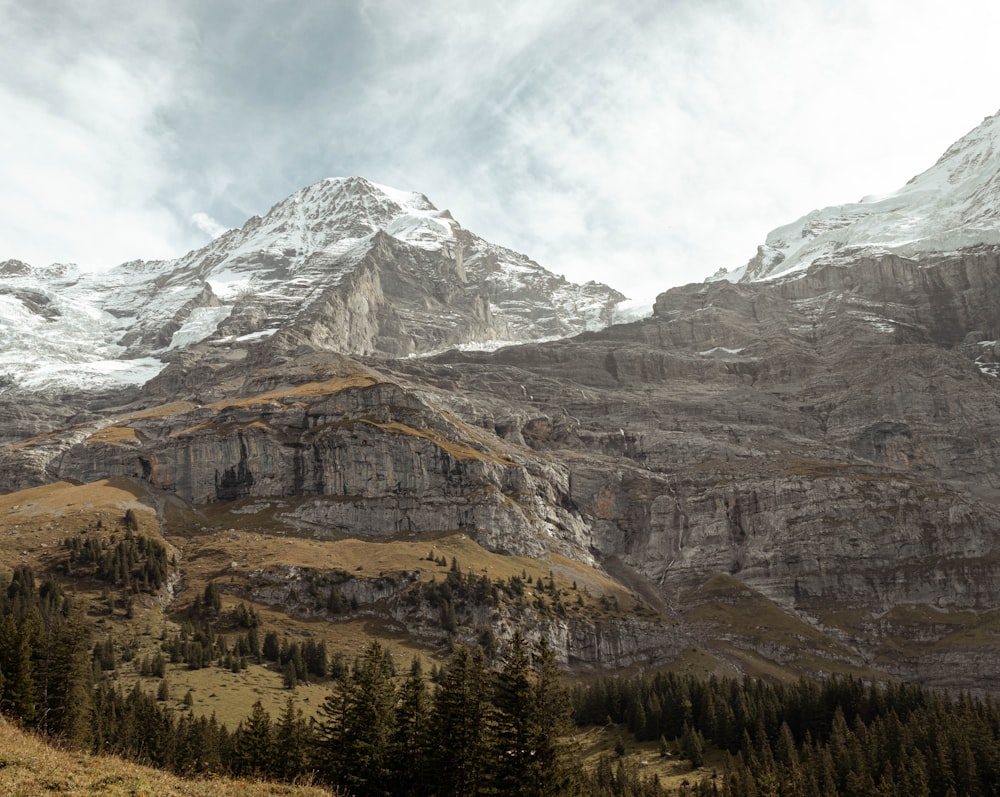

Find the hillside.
[{"left": 0, "top": 718, "right": 330, "bottom": 797}]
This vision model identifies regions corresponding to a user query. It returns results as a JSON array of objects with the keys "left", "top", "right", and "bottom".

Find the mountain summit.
[
  {"left": 723, "top": 108, "right": 1000, "bottom": 282},
  {"left": 0, "top": 177, "right": 625, "bottom": 399}
]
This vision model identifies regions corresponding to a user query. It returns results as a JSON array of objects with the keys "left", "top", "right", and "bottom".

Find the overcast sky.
[{"left": 3, "top": 1, "right": 1000, "bottom": 299}]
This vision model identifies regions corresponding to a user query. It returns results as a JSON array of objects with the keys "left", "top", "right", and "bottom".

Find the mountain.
[
  {"left": 0, "top": 176, "right": 624, "bottom": 400},
  {"left": 3, "top": 112, "right": 1000, "bottom": 701},
  {"left": 724, "top": 108, "right": 1000, "bottom": 283}
]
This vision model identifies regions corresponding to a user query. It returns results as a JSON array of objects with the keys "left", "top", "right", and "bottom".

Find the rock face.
[
  {"left": 380, "top": 245, "right": 1000, "bottom": 686},
  {"left": 5, "top": 114, "right": 1000, "bottom": 684},
  {"left": 48, "top": 374, "right": 591, "bottom": 563},
  {"left": 0, "top": 177, "right": 624, "bottom": 433},
  {"left": 13, "top": 240, "right": 1000, "bottom": 684}
]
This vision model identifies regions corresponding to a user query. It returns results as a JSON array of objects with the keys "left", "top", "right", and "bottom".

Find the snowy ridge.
[
  {"left": 722, "top": 109, "right": 1000, "bottom": 283},
  {"left": 0, "top": 178, "right": 625, "bottom": 396}
]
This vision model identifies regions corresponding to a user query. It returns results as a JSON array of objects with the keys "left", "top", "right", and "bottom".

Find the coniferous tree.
[
  {"left": 391, "top": 656, "right": 432, "bottom": 797},
  {"left": 430, "top": 645, "right": 493, "bottom": 797},
  {"left": 0, "top": 612, "right": 37, "bottom": 723},
  {"left": 234, "top": 700, "right": 274, "bottom": 778},
  {"left": 36, "top": 600, "right": 93, "bottom": 744},
  {"left": 274, "top": 696, "right": 311, "bottom": 782},
  {"left": 492, "top": 632, "right": 536, "bottom": 795},
  {"left": 531, "top": 637, "right": 580, "bottom": 796},
  {"left": 315, "top": 641, "right": 397, "bottom": 795}
]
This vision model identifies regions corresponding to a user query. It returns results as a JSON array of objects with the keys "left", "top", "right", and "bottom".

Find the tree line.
[
  {"left": 2, "top": 562, "right": 1000, "bottom": 795},
  {"left": 572, "top": 670, "right": 1000, "bottom": 797}
]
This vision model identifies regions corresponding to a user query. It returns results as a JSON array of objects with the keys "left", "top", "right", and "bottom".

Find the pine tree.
[
  {"left": 274, "top": 696, "right": 310, "bottom": 782},
  {"left": 492, "top": 632, "right": 536, "bottom": 795},
  {"left": 390, "top": 656, "right": 432, "bottom": 796},
  {"left": 0, "top": 612, "right": 37, "bottom": 723},
  {"left": 528, "top": 637, "right": 579, "bottom": 796},
  {"left": 429, "top": 645, "right": 493, "bottom": 797},
  {"left": 37, "top": 602, "right": 93, "bottom": 744},
  {"left": 315, "top": 642, "right": 397, "bottom": 795},
  {"left": 234, "top": 700, "right": 274, "bottom": 778}
]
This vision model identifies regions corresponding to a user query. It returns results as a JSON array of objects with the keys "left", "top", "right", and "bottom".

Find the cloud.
[
  {"left": 3, "top": 0, "right": 1000, "bottom": 297},
  {"left": 190, "top": 212, "right": 231, "bottom": 240},
  {"left": 0, "top": 0, "right": 201, "bottom": 266}
]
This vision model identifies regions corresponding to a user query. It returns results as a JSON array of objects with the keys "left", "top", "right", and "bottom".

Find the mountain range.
[{"left": 3, "top": 108, "right": 1000, "bottom": 693}]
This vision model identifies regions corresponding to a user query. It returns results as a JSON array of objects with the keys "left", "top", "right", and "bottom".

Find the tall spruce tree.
[
  {"left": 530, "top": 638, "right": 580, "bottom": 796},
  {"left": 234, "top": 700, "right": 274, "bottom": 778},
  {"left": 493, "top": 632, "right": 536, "bottom": 794},
  {"left": 315, "top": 641, "right": 397, "bottom": 796},
  {"left": 430, "top": 645, "right": 493, "bottom": 797},
  {"left": 274, "top": 696, "right": 311, "bottom": 782},
  {"left": 391, "top": 656, "right": 432, "bottom": 796}
]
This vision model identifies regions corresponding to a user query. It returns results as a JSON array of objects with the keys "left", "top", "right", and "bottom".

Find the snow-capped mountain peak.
[
  {"left": 0, "top": 178, "right": 624, "bottom": 398},
  {"left": 723, "top": 108, "right": 1000, "bottom": 283}
]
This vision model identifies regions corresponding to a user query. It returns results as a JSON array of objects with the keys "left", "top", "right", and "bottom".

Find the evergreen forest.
[{"left": 1, "top": 563, "right": 999, "bottom": 796}]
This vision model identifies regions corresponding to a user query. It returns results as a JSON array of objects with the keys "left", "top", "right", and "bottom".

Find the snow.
[
  {"left": 611, "top": 297, "right": 655, "bottom": 323},
  {"left": 9, "top": 356, "right": 164, "bottom": 393},
  {"left": 384, "top": 213, "right": 457, "bottom": 250},
  {"left": 166, "top": 306, "right": 234, "bottom": 350},
  {"left": 409, "top": 336, "right": 566, "bottom": 359},
  {"left": 234, "top": 328, "right": 277, "bottom": 342},
  {"left": 0, "top": 174, "right": 628, "bottom": 396},
  {"left": 727, "top": 110, "right": 1000, "bottom": 283},
  {"left": 206, "top": 269, "right": 255, "bottom": 299},
  {"left": 848, "top": 311, "right": 896, "bottom": 334}
]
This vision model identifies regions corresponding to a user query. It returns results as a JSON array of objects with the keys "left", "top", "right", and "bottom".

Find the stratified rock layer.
[{"left": 6, "top": 243, "right": 1000, "bottom": 686}]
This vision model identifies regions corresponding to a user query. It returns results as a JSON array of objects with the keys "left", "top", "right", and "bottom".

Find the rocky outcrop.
[
  {"left": 52, "top": 377, "right": 592, "bottom": 562},
  {"left": 379, "top": 245, "right": 1000, "bottom": 686}
]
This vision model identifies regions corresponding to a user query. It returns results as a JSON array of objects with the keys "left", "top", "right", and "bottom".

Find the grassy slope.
[{"left": 0, "top": 718, "right": 330, "bottom": 797}]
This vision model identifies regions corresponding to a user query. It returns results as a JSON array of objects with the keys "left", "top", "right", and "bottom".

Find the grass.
[
  {"left": 85, "top": 427, "right": 140, "bottom": 447},
  {"left": 129, "top": 665, "right": 332, "bottom": 729},
  {"left": 359, "top": 419, "right": 515, "bottom": 465},
  {"left": 124, "top": 401, "right": 200, "bottom": 420},
  {"left": 205, "top": 375, "right": 378, "bottom": 410},
  {"left": 576, "top": 722, "right": 725, "bottom": 791},
  {"left": 0, "top": 717, "right": 330, "bottom": 797},
  {"left": 0, "top": 479, "right": 159, "bottom": 576}
]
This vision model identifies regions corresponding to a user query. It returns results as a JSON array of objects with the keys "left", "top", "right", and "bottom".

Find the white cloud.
[
  {"left": 191, "top": 212, "right": 231, "bottom": 239},
  {"left": 0, "top": 1, "right": 200, "bottom": 267},
  {"left": 3, "top": 0, "right": 1000, "bottom": 297}
]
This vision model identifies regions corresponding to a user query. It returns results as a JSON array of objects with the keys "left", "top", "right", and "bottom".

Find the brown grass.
[
  {"left": 359, "top": 419, "right": 514, "bottom": 465},
  {"left": 0, "top": 717, "right": 329, "bottom": 796},
  {"left": 85, "top": 427, "right": 140, "bottom": 447},
  {"left": 0, "top": 480, "right": 159, "bottom": 575},
  {"left": 576, "top": 722, "right": 725, "bottom": 790},
  {"left": 126, "top": 666, "right": 332, "bottom": 729},
  {"left": 205, "top": 375, "right": 378, "bottom": 410},
  {"left": 125, "top": 401, "right": 200, "bottom": 420}
]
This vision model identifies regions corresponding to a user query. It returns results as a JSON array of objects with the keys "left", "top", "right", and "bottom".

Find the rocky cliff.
[
  {"left": 5, "top": 112, "right": 1000, "bottom": 686},
  {"left": 5, "top": 239, "right": 998, "bottom": 685}
]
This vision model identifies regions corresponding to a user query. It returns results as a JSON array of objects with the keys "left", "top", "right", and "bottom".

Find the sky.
[{"left": 3, "top": 1, "right": 1000, "bottom": 300}]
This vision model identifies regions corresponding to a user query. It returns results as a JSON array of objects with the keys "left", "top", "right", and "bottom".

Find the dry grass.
[
  {"left": 576, "top": 722, "right": 725, "bottom": 791},
  {"left": 359, "top": 419, "right": 514, "bottom": 465},
  {"left": 205, "top": 375, "right": 377, "bottom": 410},
  {"left": 126, "top": 666, "right": 332, "bottom": 729},
  {"left": 125, "top": 402, "right": 200, "bottom": 420},
  {"left": 0, "top": 718, "right": 329, "bottom": 796},
  {"left": 85, "top": 427, "right": 140, "bottom": 447},
  {"left": 0, "top": 480, "right": 159, "bottom": 575},
  {"left": 172, "top": 525, "right": 635, "bottom": 617}
]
